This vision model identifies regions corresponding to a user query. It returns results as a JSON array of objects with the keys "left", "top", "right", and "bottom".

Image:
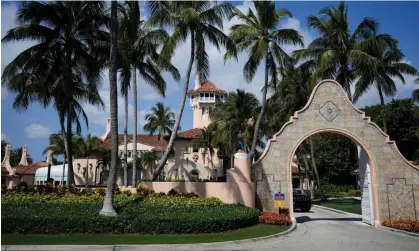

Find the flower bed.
[
  {"left": 259, "top": 212, "right": 292, "bottom": 226},
  {"left": 1, "top": 186, "right": 260, "bottom": 235},
  {"left": 382, "top": 219, "right": 419, "bottom": 233}
]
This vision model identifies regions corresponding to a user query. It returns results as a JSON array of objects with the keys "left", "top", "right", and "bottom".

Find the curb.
[
  {"left": 201, "top": 217, "right": 297, "bottom": 247},
  {"left": 313, "top": 204, "right": 361, "bottom": 217},
  {"left": 1, "top": 221, "right": 297, "bottom": 251},
  {"left": 377, "top": 225, "right": 419, "bottom": 238}
]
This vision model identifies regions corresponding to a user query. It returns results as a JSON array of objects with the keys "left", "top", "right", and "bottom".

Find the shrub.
[
  {"left": 182, "top": 192, "right": 200, "bottom": 198},
  {"left": 1, "top": 195, "right": 259, "bottom": 234},
  {"left": 136, "top": 185, "right": 155, "bottom": 196},
  {"left": 167, "top": 188, "right": 180, "bottom": 197},
  {"left": 382, "top": 219, "right": 419, "bottom": 233},
  {"left": 259, "top": 212, "right": 292, "bottom": 226},
  {"left": 92, "top": 187, "right": 106, "bottom": 196},
  {"left": 348, "top": 190, "right": 361, "bottom": 196}
]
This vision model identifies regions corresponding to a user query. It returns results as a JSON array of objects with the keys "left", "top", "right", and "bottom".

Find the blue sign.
[{"left": 274, "top": 193, "right": 285, "bottom": 200}]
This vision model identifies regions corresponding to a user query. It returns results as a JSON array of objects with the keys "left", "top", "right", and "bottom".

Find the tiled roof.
[
  {"left": 14, "top": 161, "right": 48, "bottom": 175},
  {"left": 187, "top": 80, "right": 227, "bottom": 95},
  {"left": 103, "top": 134, "right": 168, "bottom": 151},
  {"left": 176, "top": 128, "right": 203, "bottom": 139}
]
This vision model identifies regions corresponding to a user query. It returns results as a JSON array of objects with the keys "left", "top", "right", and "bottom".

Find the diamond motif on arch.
[{"left": 319, "top": 101, "right": 340, "bottom": 122}]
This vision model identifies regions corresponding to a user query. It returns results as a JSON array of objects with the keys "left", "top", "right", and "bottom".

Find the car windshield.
[{"left": 293, "top": 189, "right": 302, "bottom": 195}]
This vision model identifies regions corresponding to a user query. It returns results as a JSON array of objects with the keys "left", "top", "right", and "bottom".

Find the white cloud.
[
  {"left": 1, "top": 133, "right": 8, "bottom": 141},
  {"left": 25, "top": 123, "right": 52, "bottom": 138}
]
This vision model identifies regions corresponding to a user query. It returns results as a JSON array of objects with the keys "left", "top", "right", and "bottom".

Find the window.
[
  {"left": 205, "top": 93, "right": 209, "bottom": 97},
  {"left": 193, "top": 147, "right": 199, "bottom": 152},
  {"left": 185, "top": 146, "right": 189, "bottom": 152},
  {"left": 200, "top": 93, "right": 204, "bottom": 97},
  {"left": 210, "top": 93, "right": 214, "bottom": 97},
  {"left": 221, "top": 95, "right": 224, "bottom": 99},
  {"left": 128, "top": 151, "right": 132, "bottom": 157},
  {"left": 54, "top": 181, "right": 60, "bottom": 186}
]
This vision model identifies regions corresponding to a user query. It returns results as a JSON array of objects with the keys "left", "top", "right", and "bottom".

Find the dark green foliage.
[
  {"left": 1, "top": 193, "right": 259, "bottom": 234},
  {"left": 362, "top": 98, "right": 419, "bottom": 161}
]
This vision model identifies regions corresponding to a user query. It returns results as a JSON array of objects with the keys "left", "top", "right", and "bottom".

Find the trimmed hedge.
[{"left": 1, "top": 193, "right": 259, "bottom": 234}]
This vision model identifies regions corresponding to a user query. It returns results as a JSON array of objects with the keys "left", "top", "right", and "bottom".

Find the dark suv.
[{"left": 293, "top": 188, "right": 312, "bottom": 212}]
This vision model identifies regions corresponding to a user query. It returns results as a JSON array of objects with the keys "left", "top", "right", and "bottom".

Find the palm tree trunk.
[
  {"left": 377, "top": 85, "right": 388, "bottom": 133},
  {"left": 124, "top": 94, "right": 128, "bottom": 186},
  {"left": 309, "top": 137, "right": 324, "bottom": 200},
  {"left": 152, "top": 33, "right": 195, "bottom": 181},
  {"left": 132, "top": 66, "right": 137, "bottom": 186},
  {"left": 100, "top": 1, "right": 118, "bottom": 216},
  {"left": 249, "top": 56, "right": 269, "bottom": 160},
  {"left": 66, "top": 109, "right": 74, "bottom": 185},
  {"left": 62, "top": 155, "right": 66, "bottom": 185}
]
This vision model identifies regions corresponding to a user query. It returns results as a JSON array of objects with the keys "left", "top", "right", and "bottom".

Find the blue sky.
[{"left": 1, "top": 1, "right": 418, "bottom": 162}]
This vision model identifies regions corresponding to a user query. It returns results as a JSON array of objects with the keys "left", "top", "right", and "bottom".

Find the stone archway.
[{"left": 252, "top": 80, "right": 419, "bottom": 226}]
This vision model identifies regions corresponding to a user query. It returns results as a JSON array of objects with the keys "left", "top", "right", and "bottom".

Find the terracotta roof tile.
[
  {"left": 176, "top": 128, "right": 203, "bottom": 139},
  {"left": 103, "top": 134, "right": 168, "bottom": 151},
  {"left": 188, "top": 80, "right": 227, "bottom": 95},
  {"left": 15, "top": 161, "right": 48, "bottom": 175}
]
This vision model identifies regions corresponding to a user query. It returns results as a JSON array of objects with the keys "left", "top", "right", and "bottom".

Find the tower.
[{"left": 188, "top": 72, "right": 227, "bottom": 128}]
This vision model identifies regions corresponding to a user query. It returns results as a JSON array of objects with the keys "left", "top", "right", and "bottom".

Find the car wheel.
[{"left": 301, "top": 207, "right": 311, "bottom": 212}]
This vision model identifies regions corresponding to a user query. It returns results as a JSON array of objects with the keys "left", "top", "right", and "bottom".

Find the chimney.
[
  {"left": 1, "top": 144, "right": 13, "bottom": 172},
  {"left": 101, "top": 118, "right": 111, "bottom": 140},
  {"left": 194, "top": 72, "right": 201, "bottom": 90},
  {"left": 19, "top": 145, "right": 28, "bottom": 166},
  {"left": 46, "top": 150, "right": 53, "bottom": 165}
]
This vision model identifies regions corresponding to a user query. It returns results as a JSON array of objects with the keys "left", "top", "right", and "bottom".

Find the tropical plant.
[
  {"left": 192, "top": 125, "right": 216, "bottom": 172},
  {"left": 224, "top": 1, "right": 303, "bottom": 160},
  {"left": 265, "top": 65, "right": 312, "bottom": 137},
  {"left": 210, "top": 89, "right": 264, "bottom": 157},
  {"left": 1, "top": 1, "right": 108, "bottom": 184},
  {"left": 293, "top": 1, "right": 394, "bottom": 101},
  {"left": 74, "top": 134, "right": 104, "bottom": 189},
  {"left": 118, "top": 1, "right": 180, "bottom": 185},
  {"left": 100, "top": 1, "right": 118, "bottom": 217},
  {"left": 413, "top": 77, "right": 419, "bottom": 101},
  {"left": 143, "top": 102, "right": 175, "bottom": 140},
  {"left": 147, "top": 0, "right": 235, "bottom": 180},
  {"left": 354, "top": 44, "right": 418, "bottom": 133},
  {"left": 43, "top": 133, "right": 67, "bottom": 184},
  {"left": 139, "top": 151, "right": 158, "bottom": 180}
]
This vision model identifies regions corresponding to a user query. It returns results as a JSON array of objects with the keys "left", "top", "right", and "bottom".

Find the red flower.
[{"left": 259, "top": 211, "right": 292, "bottom": 226}]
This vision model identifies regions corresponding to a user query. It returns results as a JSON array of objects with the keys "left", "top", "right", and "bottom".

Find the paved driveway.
[
  {"left": 251, "top": 207, "right": 419, "bottom": 251},
  {"left": 2, "top": 207, "right": 418, "bottom": 251}
]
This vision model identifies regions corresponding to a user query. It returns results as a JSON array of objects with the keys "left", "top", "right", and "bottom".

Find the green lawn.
[
  {"left": 314, "top": 198, "right": 362, "bottom": 215},
  {"left": 1, "top": 224, "right": 289, "bottom": 245}
]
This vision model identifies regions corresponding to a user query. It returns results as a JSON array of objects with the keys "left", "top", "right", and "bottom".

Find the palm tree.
[
  {"left": 147, "top": 1, "right": 235, "bottom": 180},
  {"left": 294, "top": 1, "right": 395, "bottom": 102},
  {"left": 143, "top": 102, "right": 175, "bottom": 140},
  {"left": 100, "top": 0, "right": 118, "bottom": 217},
  {"left": 75, "top": 134, "right": 104, "bottom": 190},
  {"left": 118, "top": 1, "right": 180, "bottom": 186},
  {"left": 413, "top": 77, "right": 419, "bottom": 101},
  {"left": 192, "top": 125, "right": 217, "bottom": 177},
  {"left": 2, "top": 1, "right": 108, "bottom": 185},
  {"left": 224, "top": 1, "right": 303, "bottom": 160},
  {"left": 210, "top": 89, "right": 263, "bottom": 157},
  {"left": 139, "top": 151, "right": 158, "bottom": 180},
  {"left": 43, "top": 133, "right": 67, "bottom": 184},
  {"left": 354, "top": 46, "right": 418, "bottom": 133},
  {"left": 265, "top": 65, "right": 312, "bottom": 137}
]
